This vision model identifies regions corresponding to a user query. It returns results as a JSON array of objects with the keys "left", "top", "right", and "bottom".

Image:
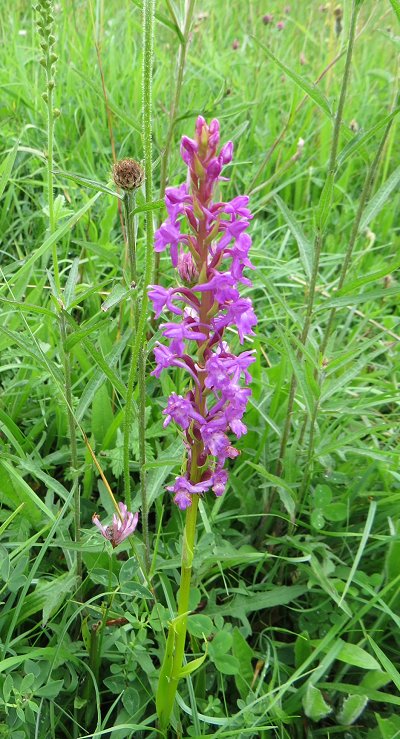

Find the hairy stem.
[
  {"left": 123, "top": 190, "right": 138, "bottom": 513},
  {"left": 155, "top": 0, "right": 196, "bottom": 283},
  {"left": 138, "top": 344, "right": 150, "bottom": 573}
]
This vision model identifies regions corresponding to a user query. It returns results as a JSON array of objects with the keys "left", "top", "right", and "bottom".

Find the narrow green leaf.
[
  {"left": 388, "top": 0, "right": 400, "bottom": 23},
  {"left": 337, "top": 109, "right": 400, "bottom": 167},
  {"left": 64, "top": 257, "right": 80, "bottom": 309},
  {"left": 360, "top": 164, "right": 400, "bottom": 230},
  {"left": 131, "top": 0, "right": 185, "bottom": 43},
  {"left": 274, "top": 194, "right": 313, "bottom": 279},
  {"left": 0, "top": 192, "right": 102, "bottom": 292},
  {"left": 247, "top": 462, "right": 296, "bottom": 522},
  {"left": 255, "top": 39, "right": 332, "bottom": 117},
  {"left": 101, "top": 283, "right": 134, "bottom": 312},
  {"left": 316, "top": 172, "right": 334, "bottom": 229},
  {"left": 0, "top": 140, "right": 19, "bottom": 199},
  {"left": 54, "top": 168, "right": 124, "bottom": 200},
  {"left": 132, "top": 198, "right": 165, "bottom": 215},
  {"left": 179, "top": 651, "right": 207, "bottom": 678}
]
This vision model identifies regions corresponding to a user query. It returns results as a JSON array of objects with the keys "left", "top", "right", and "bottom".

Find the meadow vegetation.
[{"left": 0, "top": 1, "right": 399, "bottom": 737}]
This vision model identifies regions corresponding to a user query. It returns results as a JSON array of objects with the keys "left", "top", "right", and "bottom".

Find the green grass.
[{"left": 0, "top": 0, "right": 399, "bottom": 737}]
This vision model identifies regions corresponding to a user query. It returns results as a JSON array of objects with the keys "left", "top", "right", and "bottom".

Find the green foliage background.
[{"left": 0, "top": 0, "right": 399, "bottom": 737}]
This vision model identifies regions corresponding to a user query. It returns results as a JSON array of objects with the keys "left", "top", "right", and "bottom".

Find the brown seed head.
[{"left": 113, "top": 158, "right": 144, "bottom": 191}]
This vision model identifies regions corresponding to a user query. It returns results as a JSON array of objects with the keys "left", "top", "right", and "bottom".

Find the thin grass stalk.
[
  {"left": 319, "top": 111, "right": 398, "bottom": 358},
  {"left": 260, "top": 0, "right": 360, "bottom": 525},
  {"left": 35, "top": 1, "right": 82, "bottom": 581},
  {"left": 155, "top": 0, "right": 196, "bottom": 283},
  {"left": 297, "top": 101, "right": 398, "bottom": 499},
  {"left": 125, "top": 0, "right": 156, "bottom": 571}
]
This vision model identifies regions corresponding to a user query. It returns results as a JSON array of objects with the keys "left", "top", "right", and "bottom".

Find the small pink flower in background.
[
  {"left": 276, "top": 21, "right": 285, "bottom": 30},
  {"left": 232, "top": 39, "right": 239, "bottom": 50},
  {"left": 262, "top": 13, "right": 273, "bottom": 24},
  {"left": 92, "top": 502, "right": 139, "bottom": 548},
  {"left": 300, "top": 51, "right": 307, "bottom": 66}
]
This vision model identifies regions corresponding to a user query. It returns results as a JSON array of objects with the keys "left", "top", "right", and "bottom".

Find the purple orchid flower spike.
[
  {"left": 92, "top": 502, "right": 139, "bottom": 548},
  {"left": 149, "top": 116, "right": 257, "bottom": 510}
]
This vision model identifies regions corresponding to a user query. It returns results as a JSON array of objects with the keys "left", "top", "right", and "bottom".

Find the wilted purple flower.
[
  {"left": 150, "top": 117, "right": 256, "bottom": 509},
  {"left": 92, "top": 502, "right": 139, "bottom": 548}
]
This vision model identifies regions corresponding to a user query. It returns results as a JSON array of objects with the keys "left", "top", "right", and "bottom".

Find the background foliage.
[{"left": 0, "top": 0, "right": 399, "bottom": 737}]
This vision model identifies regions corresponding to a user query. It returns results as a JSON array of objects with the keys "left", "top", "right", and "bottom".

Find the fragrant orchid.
[{"left": 149, "top": 116, "right": 256, "bottom": 509}]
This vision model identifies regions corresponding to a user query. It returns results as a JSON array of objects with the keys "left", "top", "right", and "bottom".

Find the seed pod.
[{"left": 112, "top": 159, "right": 144, "bottom": 191}]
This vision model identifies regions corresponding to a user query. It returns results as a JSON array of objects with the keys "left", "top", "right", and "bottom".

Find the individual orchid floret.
[
  {"left": 150, "top": 116, "right": 257, "bottom": 510},
  {"left": 92, "top": 502, "right": 139, "bottom": 548}
]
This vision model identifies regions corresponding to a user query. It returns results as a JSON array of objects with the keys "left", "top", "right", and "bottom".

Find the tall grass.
[{"left": 0, "top": 1, "right": 399, "bottom": 737}]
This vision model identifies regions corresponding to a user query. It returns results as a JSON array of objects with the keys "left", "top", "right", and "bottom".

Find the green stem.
[
  {"left": 123, "top": 190, "right": 138, "bottom": 513},
  {"left": 259, "top": 0, "right": 359, "bottom": 528},
  {"left": 124, "top": 191, "right": 137, "bottom": 284},
  {"left": 60, "top": 313, "right": 81, "bottom": 581},
  {"left": 124, "top": 0, "right": 156, "bottom": 559},
  {"left": 138, "top": 344, "right": 150, "bottom": 572},
  {"left": 41, "top": 18, "right": 81, "bottom": 581},
  {"left": 47, "top": 83, "right": 60, "bottom": 293},
  {"left": 155, "top": 0, "right": 196, "bottom": 283},
  {"left": 157, "top": 492, "right": 200, "bottom": 732}
]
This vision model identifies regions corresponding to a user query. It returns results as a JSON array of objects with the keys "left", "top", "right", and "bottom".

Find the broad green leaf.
[
  {"left": 274, "top": 194, "right": 313, "bottom": 279},
  {"left": 337, "top": 641, "right": 380, "bottom": 671},
  {"left": 303, "top": 684, "right": 332, "bottom": 721},
  {"left": 295, "top": 631, "right": 313, "bottom": 668},
  {"left": 255, "top": 39, "right": 331, "bottom": 117},
  {"left": 119, "top": 558, "right": 139, "bottom": 584},
  {"left": 42, "top": 572, "right": 77, "bottom": 625},
  {"left": 213, "top": 654, "right": 240, "bottom": 675},
  {"left": 91, "top": 384, "right": 114, "bottom": 446},
  {"left": 187, "top": 614, "right": 213, "bottom": 639},
  {"left": 209, "top": 631, "right": 232, "bottom": 658},
  {"left": 360, "top": 164, "right": 400, "bottom": 230},
  {"left": 232, "top": 628, "right": 254, "bottom": 699},
  {"left": 0, "top": 460, "right": 55, "bottom": 524},
  {"left": 337, "top": 694, "right": 368, "bottom": 725}
]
